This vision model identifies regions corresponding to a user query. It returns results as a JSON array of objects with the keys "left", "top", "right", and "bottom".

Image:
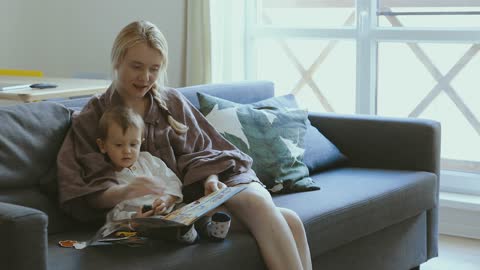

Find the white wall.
[{"left": 0, "top": 0, "right": 187, "bottom": 87}]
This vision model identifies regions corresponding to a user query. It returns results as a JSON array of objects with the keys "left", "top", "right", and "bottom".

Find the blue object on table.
[{"left": 30, "top": 83, "right": 57, "bottom": 89}]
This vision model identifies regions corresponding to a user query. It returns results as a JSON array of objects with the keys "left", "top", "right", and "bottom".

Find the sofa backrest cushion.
[
  {"left": 179, "top": 81, "right": 275, "bottom": 108},
  {"left": 56, "top": 81, "right": 275, "bottom": 112},
  {"left": 0, "top": 102, "right": 71, "bottom": 190}
]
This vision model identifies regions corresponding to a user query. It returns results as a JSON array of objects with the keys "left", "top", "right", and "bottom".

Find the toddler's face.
[
  {"left": 115, "top": 42, "right": 163, "bottom": 100},
  {"left": 98, "top": 122, "right": 142, "bottom": 171}
]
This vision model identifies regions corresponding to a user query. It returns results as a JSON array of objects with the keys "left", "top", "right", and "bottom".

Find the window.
[
  {"left": 255, "top": 38, "right": 356, "bottom": 113},
  {"left": 377, "top": 0, "right": 480, "bottom": 28},
  {"left": 245, "top": 0, "right": 480, "bottom": 194},
  {"left": 259, "top": 0, "right": 356, "bottom": 28}
]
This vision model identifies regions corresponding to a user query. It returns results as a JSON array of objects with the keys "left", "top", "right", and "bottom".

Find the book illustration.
[
  {"left": 65, "top": 186, "right": 246, "bottom": 249},
  {"left": 162, "top": 185, "right": 242, "bottom": 225}
]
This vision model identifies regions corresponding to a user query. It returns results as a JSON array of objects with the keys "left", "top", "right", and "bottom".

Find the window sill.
[
  {"left": 440, "top": 192, "right": 480, "bottom": 212},
  {"left": 440, "top": 170, "right": 480, "bottom": 196},
  {"left": 439, "top": 191, "right": 480, "bottom": 240}
]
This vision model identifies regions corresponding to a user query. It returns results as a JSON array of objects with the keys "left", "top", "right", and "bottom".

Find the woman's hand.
[{"left": 204, "top": 175, "right": 227, "bottom": 195}]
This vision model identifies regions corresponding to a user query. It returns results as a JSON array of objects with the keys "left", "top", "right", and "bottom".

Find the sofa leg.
[{"left": 410, "top": 266, "right": 420, "bottom": 270}]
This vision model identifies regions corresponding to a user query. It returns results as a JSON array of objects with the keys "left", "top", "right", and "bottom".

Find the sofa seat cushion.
[
  {"left": 272, "top": 167, "right": 436, "bottom": 258},
  {"left": 48, "top": 231, "right": 265, "bottom": 270},
  {"left": 47, "top": 168, "right": 435, "bottom": 269}
]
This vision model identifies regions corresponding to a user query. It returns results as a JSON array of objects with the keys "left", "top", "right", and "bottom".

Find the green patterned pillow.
[{"left": 197, "top": 92, "right": 320, "bottom": 194}]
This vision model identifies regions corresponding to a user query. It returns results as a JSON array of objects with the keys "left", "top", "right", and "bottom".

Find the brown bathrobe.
[{"left": 57, "top": 85, "right": 259, "bottom": 222}]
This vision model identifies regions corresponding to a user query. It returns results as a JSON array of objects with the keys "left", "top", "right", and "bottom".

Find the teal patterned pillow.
[{"left": 197, "top": 92, "right": 320, "bottom": 194}]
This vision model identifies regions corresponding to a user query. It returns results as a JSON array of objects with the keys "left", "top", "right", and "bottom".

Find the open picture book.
[{"left": 67, "top": 186, "right": 246, "bottom": 249}]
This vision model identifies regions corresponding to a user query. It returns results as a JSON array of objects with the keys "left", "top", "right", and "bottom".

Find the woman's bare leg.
[
  {"left": 224, "top": 182, "right": 304, "bottom": 270},
  {"left": 278, "top": 208, "right": 312, "bottom": 270},
  {"left": 208, "top": 205, "right": 312, "bottom": 269}
]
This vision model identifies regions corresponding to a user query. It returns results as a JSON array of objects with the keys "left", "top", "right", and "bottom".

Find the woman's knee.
[
  {"left": 226, "top": 183, "right": 275, "bottom": 214},
  {"left": 280, "top": 208, "right": 306, "bottom": 235}
]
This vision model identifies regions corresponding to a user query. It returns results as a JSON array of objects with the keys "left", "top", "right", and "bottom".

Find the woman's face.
[{"left": 115, "top": 42, "right": 163, "bottom": 100}]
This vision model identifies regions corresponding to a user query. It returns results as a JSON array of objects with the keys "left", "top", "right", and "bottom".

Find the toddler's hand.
[
  {"left": 153, "top": 194, "right": 178, "bottom": 215},
  {"left": 152, "top": 198, "right": 169, "bottom": 215},
  {"left": 135, "top": 205, "right": 154, "bottom": 217},
  {"left": 126, "top": 176, "right": 166, "bottom": 198},
  {"left": 133, "top": 195, "right": 176, "bottom": 217}
]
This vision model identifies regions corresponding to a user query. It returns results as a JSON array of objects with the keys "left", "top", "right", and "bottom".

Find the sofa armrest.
[
  {"left": 309, "top": 112, "right": 442, "bottom": 259},
  {"left": 0, "top": 202, "right": 48, "bottom": 270},
  {"left": 308, "top": 112, "right": 441, "bottom": 176}
]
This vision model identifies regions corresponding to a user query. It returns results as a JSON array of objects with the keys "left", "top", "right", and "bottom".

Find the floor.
[{"left": 421, "top": 234, "right": 480, "bottom": 270}]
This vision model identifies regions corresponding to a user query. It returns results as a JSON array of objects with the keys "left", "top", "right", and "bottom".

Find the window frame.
[{"left": 245, "top": 0, "right": 480, "bottom": 195}]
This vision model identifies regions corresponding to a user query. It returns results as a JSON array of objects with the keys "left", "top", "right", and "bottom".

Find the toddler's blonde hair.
[{"left": 98, "top": 106, "right": 144, "bottom": 140}]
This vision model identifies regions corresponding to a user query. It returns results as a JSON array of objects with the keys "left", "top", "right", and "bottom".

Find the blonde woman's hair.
[
  {"left": 111, "top": 20, "right": 188, "bottom": 134},
  {"left": 98, "top": 106, "right": 145, "bottom": 140}
]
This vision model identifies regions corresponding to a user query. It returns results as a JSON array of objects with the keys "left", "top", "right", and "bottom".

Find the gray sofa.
[{"left": 0, "top": 81, "right": 440, "bottom": 270}]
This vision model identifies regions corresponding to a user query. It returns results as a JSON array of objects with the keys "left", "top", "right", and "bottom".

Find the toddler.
[{"left": 97, "top": 106, "right": 230, "bottom": 243}]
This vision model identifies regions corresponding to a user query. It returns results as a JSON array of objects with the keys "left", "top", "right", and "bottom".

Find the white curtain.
[
  {"left": 210, "top": 0, "right": 246, "bottom": 83},
  {"left": 185, "top": 0, "right": 246, "bottom": 86},
  {"left": 185, "top": 0, "right": 212, "bottom": 86}
]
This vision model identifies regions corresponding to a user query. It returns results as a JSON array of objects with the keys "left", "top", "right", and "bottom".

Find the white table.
[{"left": 0, "top": 76, "right": 110, "bottom": 104}]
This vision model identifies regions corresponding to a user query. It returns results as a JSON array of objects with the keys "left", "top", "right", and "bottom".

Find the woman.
[{"left": 57, "top": 20, "right": 311, "bottom": 270}]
